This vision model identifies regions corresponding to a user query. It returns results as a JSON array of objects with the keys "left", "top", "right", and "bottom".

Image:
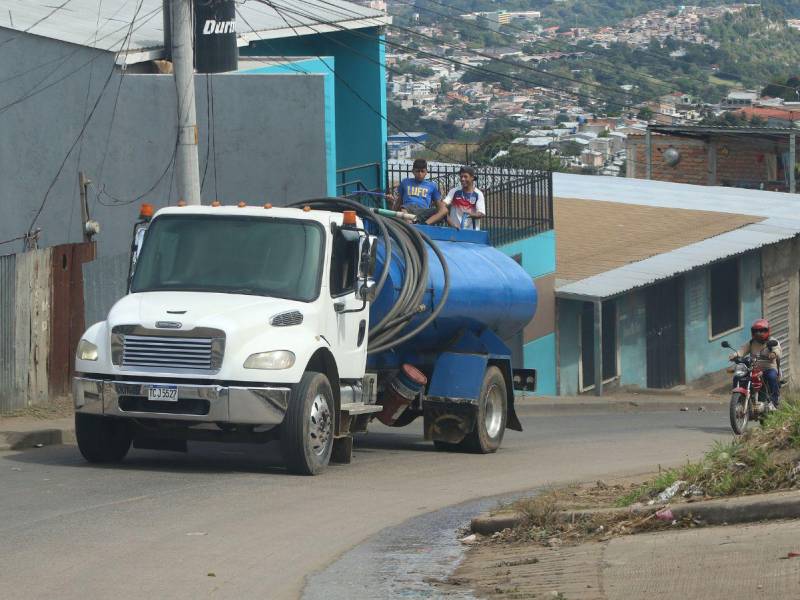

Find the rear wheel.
[
  {"left": 75, "top": 413, "right": 132, "bottom": 463},
  {"left": 460, "top": 366, "right": 507, "bottom": 453},
  {"left": 281, "top": 372, "right": 334, "bottom": 475},
  {"left": 729, "top": 392, "right": 748, "bottom": 435}
]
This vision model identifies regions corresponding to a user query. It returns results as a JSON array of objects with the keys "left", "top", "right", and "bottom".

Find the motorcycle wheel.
[{"left": 729, "top": 392, "right": 748, "bottom": 435}]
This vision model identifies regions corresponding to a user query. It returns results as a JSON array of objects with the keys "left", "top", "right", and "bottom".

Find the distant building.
[
  {"left": 722, "top": 90, "right": 760, "bottom": 109},
  {"left": 553, "top": 174, "right": 800, "bottom": 395},
  {"left": 627, "top": 125, "right": 798, "bottom": 193},
  {"left": 387, "top": 132, "right": 428, "bottom": 160}
]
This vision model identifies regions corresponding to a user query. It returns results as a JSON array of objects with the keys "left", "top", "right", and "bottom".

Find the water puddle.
[{"left": 303, "top": 491, "right": 530, "bottom": 599}]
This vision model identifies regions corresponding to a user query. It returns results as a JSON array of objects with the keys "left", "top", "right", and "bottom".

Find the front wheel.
[
  {"left": 729, "top": 392, "right": 749, "bottom": 435},
  {"left": 281, "top": 372, "right": 334, "bottom": 475},
  {"left": 75, "top": 413, "right": 132, "bottom": 463},
  {"left": 460, "top": 366, "right": 507, "bottom": 453}
]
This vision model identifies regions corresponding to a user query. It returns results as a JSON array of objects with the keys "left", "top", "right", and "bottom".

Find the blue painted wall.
[
  {"left": 499, "top": 229, "right": 556, "bottom": 279},
  {"left": 557, "top": 299, "right": 581, "bottom": 396},
  {"left": 244, "top": 27, "right": 388, "bottom": 192},
  {"left": 557, "top": 250, "right": 763, "bottom": 395},
  {"left": 240, "top": 58, "right": 337, "bottom": 196},
  {"left": 524, "top": 333, "right": 557, "bottom": 396},
  {"left": 618, "top": 290, "right": 647, "bottom": 388},
  {"left": 499, "top": 229, "right": 557, "bottom": 395},
  {"left": 684, "top": 251, "right": 762, "bottom": 381}
]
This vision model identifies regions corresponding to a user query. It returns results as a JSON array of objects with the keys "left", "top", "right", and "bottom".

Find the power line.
[
  {"left": 259, "top": 0, "right": 683, "bottom": 123},
  {"left": 28, "top": 0, "right": 147, "bottom": 232},
  {"left": 255, "top": 0, "right": 472, "bottom": 165}
]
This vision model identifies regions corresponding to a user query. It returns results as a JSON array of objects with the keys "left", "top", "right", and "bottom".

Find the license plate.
[{"left": 147, "top": 384, "right": 178, "bottom": 402}]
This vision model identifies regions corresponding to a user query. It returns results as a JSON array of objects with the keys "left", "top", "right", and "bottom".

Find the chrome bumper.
[{"left": 73, "top": 377, "right": 291, "bottom": 425}]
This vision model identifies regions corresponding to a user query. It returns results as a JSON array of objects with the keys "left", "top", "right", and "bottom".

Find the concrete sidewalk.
[{"left": 448, "top": 519, "right": 800, "bottom": 599}]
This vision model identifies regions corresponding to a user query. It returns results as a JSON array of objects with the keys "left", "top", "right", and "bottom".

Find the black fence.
[{"left": 385, "top": 162, "right": 553, "bottom": 246}]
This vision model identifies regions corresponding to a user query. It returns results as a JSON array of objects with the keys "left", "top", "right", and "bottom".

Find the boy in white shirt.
[{"left": 443, "top": 166, "right": 486, "bottom": 230}]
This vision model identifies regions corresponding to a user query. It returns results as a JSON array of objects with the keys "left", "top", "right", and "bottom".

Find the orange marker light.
[
  {"left": 177, "top": 199, "right": 187, "bottom": 207},
  {"left": 303, "top": 205, "right": 312, "bottom": 212},
  {"left": 211, "top": 200, "right": 221, "bottom": 207},
  {"left": 264, "top": 203, "right": 273, "bottom": 209},
  {"left": 343, "top": 210, "right": 357, "bottom": 226},
  {"left": 238, "top": 201, "right": 247, "bottom": 208},
  {"left": 139, "top": 203, "right": 155, "bottom": 219}
]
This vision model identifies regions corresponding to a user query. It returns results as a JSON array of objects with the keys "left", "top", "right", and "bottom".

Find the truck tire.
[
  {"left": 75, "top": 413, "right": 132, "bottom": 463},
  {"left": 281, "top": 372, "right": 334, "bottom": 475},
  {"left": 460, "top": 366, "right": 507, "bottom": 454}
]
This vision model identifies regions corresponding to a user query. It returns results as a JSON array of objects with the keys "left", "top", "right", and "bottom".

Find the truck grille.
[{"left": 122, "top": 335, "right": 213, "bottom": 369}]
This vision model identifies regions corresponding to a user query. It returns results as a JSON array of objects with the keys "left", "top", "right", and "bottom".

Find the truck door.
[{"left": 327, "top": 227, "right": 369, "bottom": 379}]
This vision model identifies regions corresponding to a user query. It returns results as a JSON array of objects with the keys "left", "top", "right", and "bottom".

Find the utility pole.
[{"left": 169, "top": 0, "right": 201, "bottom": 205}]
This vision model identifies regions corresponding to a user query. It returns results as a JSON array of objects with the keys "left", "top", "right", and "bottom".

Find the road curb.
[
  {"left": 0, "top": 426, "right": 75, "bottom": 451},
  {"left": 513, "top": 398, "right": 725, "bottom": 413},
  {"left": 470, "top": 490, "right": 800, "bottom": 535}
]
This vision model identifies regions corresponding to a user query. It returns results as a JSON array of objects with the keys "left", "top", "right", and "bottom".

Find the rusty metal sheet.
[
  {"left": 0, "top": 253, "right": 17, "bottom": 414},
  {"left": 48, "top": 242, "right": 96, "bottom": 398}
]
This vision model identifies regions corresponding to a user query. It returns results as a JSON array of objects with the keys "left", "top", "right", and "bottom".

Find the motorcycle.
[{"left": 720, "top": 339, "right": 780, "bottom": 434}]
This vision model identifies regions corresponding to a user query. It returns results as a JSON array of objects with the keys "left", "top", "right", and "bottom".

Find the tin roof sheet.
[
  {"left": 556, "top": 217, "right": 800, "bottom": 301},
  {"left": 0, "top": 0, "right": 389, "bottom": 64}
]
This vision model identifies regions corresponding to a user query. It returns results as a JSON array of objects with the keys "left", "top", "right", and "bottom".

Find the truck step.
[{"left": 340, "top": 402, "right": 383, "bottom": 415}]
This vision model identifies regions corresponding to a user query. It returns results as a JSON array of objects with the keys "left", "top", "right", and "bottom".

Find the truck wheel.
[
  {"left": 281, "top": 372, "right": 334, "bottom": 475},
  {"left": 461, "top": 366, "right": 507, "bottom": 454},
  {"left": 75, "top": 413, "right": 132, "bottom": 463}
]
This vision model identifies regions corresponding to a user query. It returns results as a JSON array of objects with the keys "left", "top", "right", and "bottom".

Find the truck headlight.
[
  {"left": 76, "top": 339, "right": 98, "bottom": 361},
  {"left": 244, "top": 350, "right": 295, "bottom": 370}
]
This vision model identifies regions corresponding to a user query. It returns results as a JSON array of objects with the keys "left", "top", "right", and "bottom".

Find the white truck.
[{"left": 73, "top": 200, "right": 537, "bottom": 474}]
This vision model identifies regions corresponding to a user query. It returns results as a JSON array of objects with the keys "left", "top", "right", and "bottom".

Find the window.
[
  {"left": 329, "top": 230, "right": 360, "bottom": 296},
  {"left": 710, "top": 258, "right": 740, "bottom": 337},
  {"left": 131, "top": 215, "right": 324, "bottom": 302}
]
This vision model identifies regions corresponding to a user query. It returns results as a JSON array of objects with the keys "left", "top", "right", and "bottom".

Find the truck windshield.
[{"left": 130, "top": 214, "right": 324, "bottom": 301}]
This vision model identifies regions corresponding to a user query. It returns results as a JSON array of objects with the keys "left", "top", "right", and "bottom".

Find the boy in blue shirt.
[{"left": 390, "top": 159, "right": 446, "bottom": 225}]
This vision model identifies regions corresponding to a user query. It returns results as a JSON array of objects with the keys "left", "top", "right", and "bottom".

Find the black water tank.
[{"left": 195, "top": 0, "right": 238, "bottom": 73}]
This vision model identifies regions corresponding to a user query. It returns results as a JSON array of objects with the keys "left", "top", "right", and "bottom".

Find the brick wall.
[
  {"left": 628, "top": 135, "right": 709, "bottom": 185},
  {"left": 627, "top": 133, "right": 790, "bottom": 189}
]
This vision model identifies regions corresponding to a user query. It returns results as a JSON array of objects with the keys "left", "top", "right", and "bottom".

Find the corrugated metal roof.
[
  {"left": 650, "top": 124, "right": 799, "bottom": 136},
  {"left": 0, "top": 0, "right": 389, "bottom": 64},
  {"left": 553, "top": 172, "right": 800, "bottom": 221},
  {"left": 556, "top": 217, "right": 800, "bottom": 301}
]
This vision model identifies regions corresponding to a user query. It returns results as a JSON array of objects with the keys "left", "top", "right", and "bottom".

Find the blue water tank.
[{"left": 369, "top": 226, "right": 537, "bottom": 359}]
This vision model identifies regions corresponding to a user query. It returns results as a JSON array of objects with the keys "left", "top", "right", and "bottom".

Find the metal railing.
[
  {"left": 336, "top": 162, "right": 383, "bottom": 203},
  {"left": 386, "top": 162, "right": 553, "bottom": 246}
]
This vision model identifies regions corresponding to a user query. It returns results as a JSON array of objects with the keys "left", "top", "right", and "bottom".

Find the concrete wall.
[
  {"left": 557, "top": 299, "right": 581, "bottom": 396},
  {"left": 618, "top": 290, "right": 647, "bottom": 388},
  {"left": 0, "top": 30, "right": 332, "bottom": 258},
  {"left": 683, "top": 252, "right": 762, "bottom": 382},
  {"left": 247, "top": 27, "right": 388, "bottom": 191},
  {"left": 499, "top": 229, "right": 557, "bottom": 395}
]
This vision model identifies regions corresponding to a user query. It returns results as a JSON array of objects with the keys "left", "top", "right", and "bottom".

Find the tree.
[{"left": 637, "top": 107, "right": 654, "bottom": 121}]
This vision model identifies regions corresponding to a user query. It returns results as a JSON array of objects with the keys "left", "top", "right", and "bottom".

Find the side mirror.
[
  {"left": 720, "top": 341, "right": 731, "bottom": 349},
  {"left": 767, "top": 339, "right": 778, "bottom": 348}
]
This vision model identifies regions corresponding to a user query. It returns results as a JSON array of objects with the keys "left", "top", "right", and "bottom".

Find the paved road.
[{"left": 0, "top": 407, "right": 729, "bottom": 600}]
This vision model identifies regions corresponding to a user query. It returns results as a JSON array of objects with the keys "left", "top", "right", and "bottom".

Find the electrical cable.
[
  {"left": 27, "top": 0, "right": 147, "bottom": 232},
  {"left": 286, "top": 197, "right": 450, "bottom": 354},
  {"left": 257, "top": 0, "right": 685, "bottom": 123}
]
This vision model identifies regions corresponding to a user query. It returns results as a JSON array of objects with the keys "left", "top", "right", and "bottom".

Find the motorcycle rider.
[{"left": 729, "top": 318, "right": 782, "bottom": 408}]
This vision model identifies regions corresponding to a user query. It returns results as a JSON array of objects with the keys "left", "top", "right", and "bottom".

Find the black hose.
[{"left": 287, "top": 197, "right": 450, "bottom": 353}]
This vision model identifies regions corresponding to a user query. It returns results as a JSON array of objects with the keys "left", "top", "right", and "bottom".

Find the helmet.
[{"left": 751, "top": 319, "right": 770, "bottom": 342}]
